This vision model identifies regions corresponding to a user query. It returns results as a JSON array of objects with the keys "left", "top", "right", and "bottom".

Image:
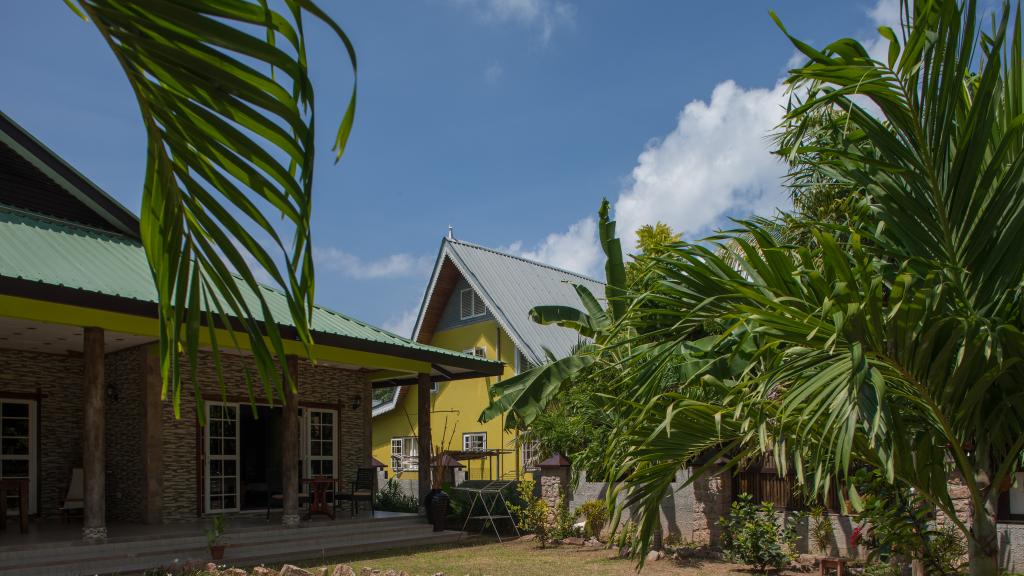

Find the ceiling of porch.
[{"left": 0, "top": 316, "right": 154, "bottom": 355}]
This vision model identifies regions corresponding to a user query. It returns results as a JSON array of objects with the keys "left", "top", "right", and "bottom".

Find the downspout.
[{"left": 496, "top": 323, "right": 503, "bottom": 479}]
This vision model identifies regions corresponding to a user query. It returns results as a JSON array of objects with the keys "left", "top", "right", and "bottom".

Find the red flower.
[{"left": 850, "top": 526, "right": 863, "bottom": 547}]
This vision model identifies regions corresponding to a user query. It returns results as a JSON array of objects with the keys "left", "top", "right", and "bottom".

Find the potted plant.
[
  {"left": 206, "top": 514, "right": 227, "bottom": 560},
  {"left": 425, "top": 421, "right": 457, "bottom": 531}
]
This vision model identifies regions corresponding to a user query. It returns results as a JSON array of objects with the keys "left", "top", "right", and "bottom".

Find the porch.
[{"left": 0, "top": 511, "right": 462, "bottom": 576}]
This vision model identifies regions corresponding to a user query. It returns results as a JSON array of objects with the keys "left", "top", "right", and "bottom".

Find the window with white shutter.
[{"left": 459, "top": 288, "right": 486, "bottom": 320}]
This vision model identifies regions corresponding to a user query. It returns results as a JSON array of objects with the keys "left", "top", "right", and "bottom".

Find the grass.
[{"left": 297, "top": 536, "right": 771, "bottom": 576}]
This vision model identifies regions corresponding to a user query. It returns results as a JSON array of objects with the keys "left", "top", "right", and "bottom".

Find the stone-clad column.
[
  {"left": 417, "top": 373, "right": 432, "bottom": 508},
  {"left": 692, "top": 465, "right": 731, "bottom": 546},
  {"left": 142, "top": 345, "right": 163, "bottom": 524},
  {"left": 538, "top": 453, "right": 571, "bottom": 522},
  {"left": 83, "top": 327, "right": 106, "bottom": 542},
  {"left": 281, "top": 355, "right": 300, "bottom": 527}
]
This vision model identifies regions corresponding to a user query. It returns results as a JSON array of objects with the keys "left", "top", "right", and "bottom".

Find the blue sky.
[{"left": 1, "top": 1, "right": 896, "bottom": 336}]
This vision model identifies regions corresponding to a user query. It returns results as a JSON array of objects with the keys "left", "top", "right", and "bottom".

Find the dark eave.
[
  {"left": 0, "top": 275, "right": 504, "bottom": 377},
  {"left": 0, "top": 112, "right": 139, "bottom": 238}
]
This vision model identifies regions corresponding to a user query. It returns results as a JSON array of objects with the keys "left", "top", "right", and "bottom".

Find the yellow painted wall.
[{"left": 371, "top": 319, "right": 529, "bottom": 483}]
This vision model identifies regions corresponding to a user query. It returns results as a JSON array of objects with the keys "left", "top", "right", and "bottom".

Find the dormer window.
[{"left": 460, "top": 288, "right": 486, "bottom": 320}]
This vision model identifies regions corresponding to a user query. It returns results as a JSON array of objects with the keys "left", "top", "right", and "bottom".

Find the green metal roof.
[{"left": 0, "top": 204, "right": 500, "bottom": 371}]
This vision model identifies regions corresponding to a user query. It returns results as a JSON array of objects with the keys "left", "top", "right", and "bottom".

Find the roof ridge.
[{"left": 445, "top": 237, "right": 604, "bottom": 285}]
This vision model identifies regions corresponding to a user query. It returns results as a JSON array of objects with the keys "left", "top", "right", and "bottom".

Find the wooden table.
[
  {"left": 302, "top": 477, "right": 339, "bottom": 520},
  {"left": 0, "top": 479, "right": 29, "bottom": 534},
  {"left": 820, "top": 557, "right": 847, "bottom": 576}
]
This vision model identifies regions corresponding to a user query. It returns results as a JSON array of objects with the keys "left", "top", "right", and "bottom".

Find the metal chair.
[{"left": 335, "top": 468, "right": 375, "bottom": 517}]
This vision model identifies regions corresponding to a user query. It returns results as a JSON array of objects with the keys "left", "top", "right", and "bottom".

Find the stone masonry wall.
[
  {"left": 104, "top": 346, "right": 146, "bottom": 522},
  {"left": 160, "top": 351, "right": 372, "bottom": 522},
  {"left": 0, "top": 348, "right": 84, "bottom": 519},
  {"left": 691, "top": 468, "right": 731, "bottom": 546},
  {"left": 568, "top": 468, "right": 728, "bottom": 545}
]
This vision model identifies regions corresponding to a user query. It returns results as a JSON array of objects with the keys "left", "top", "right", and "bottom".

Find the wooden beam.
[
  {"left": 281, "top": 355, "right": 300, "bottom": 527},
  {"left": 82, "top": 327, "right": 106, "bottom": 542},
  {"left": 417, "top": 372, "right": 432, "bottom": 507}
]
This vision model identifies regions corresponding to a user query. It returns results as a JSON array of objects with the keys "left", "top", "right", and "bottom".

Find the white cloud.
[
  {"left": 502, "top": 217, "right": 601, "bottom": 277},
  {"left": 614, "top": 80, "right": 790, "bottom": 250},
  {"left": 315, "top": 247, "right": 431, "bottom": 280},
  {"left": 864, "top": 0, "right": 902, "bottom": 62},
  {"left": 451, "top": 0, "right": 576, "bottom": 42},
  {"left": 484, "top": 62, "right": 504, "bottom": 86},
  {"left": 382, "top": 306, "right": 420, "bottom": 338}
]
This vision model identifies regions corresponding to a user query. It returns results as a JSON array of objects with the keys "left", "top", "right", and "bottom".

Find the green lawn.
[{"left": 298, "top": 537, "right": 768, "bottom": 576}]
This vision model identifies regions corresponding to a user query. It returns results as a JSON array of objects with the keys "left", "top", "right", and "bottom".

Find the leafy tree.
[
  {"left": 625, "top": 222, "right": 681, "bottom": 289},
  {"left": 61, "top": 1, "right": 356, "bottom": 414},
  {"left": 600, "top": 1, "right": 1024, "bottom": 573}
]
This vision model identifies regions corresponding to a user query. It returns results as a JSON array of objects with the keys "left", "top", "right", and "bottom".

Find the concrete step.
[
  {"left": 0, "top": 517, "right": 456, "bottom": 576},
  {"left": 0, "top": 515, "right": 423, "bottom": 562}
]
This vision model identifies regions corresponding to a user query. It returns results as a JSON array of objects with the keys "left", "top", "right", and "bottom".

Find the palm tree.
[
  {"left": 603, "top": 1, "right": 1024, "bottom": 573},
  {"left": 62, "top": 1, "right": 357, "bottom": 414}
]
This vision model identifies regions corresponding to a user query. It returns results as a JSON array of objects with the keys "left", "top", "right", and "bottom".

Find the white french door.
[
  {"left": 205, "top": 402, "right": 240, "bottom": 513},
  {"left": 303, "top": 408, "right": 337, "bottom": 479},
  {"left": 203, "top": 403, "right": 337, "bottom": 514},
  {"left": 0, "top": 399, "right": 36, "bottom": 515}
]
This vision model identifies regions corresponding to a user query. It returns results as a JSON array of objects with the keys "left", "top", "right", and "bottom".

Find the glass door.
[
  {"left": 205, "top": 402, "right": 240, "bottom": 513},
  {"left": 0, "top": 399, "right": 36, "bottom": 515},
  {"left": 304, "top": 409, "right": 337, "bottom": 479}
]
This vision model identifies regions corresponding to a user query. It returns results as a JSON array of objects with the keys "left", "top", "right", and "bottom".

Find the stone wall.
[
  {"left": 104, "top": 346, "right": 146, "bottom": 522},
  {"left": 999, "top": 523, "right": 1024, "bottom": 572},
  {"left": 567, "top": 468, "right": 729, "bottom": 545},
  {"left": 159, "top": 351, "right": 372, "bottom": 522},
  {"left": 0, "top": 348, "right": 84, "bottom": 519}
]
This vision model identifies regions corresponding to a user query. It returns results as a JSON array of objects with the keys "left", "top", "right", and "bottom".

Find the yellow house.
[{"left": 371, "top": 235, "right": 603, "bottom": 485}]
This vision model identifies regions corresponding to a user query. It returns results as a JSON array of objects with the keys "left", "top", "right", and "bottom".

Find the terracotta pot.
[{"left": 209, "top": 544, "right": 226, "bottom": 560}]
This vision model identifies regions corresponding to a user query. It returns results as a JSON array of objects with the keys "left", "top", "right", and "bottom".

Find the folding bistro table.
[{"left": 455, "top": 479, "right": 520, "bottom": 542}]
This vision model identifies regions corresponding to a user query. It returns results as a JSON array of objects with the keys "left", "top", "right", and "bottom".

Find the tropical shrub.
[
  {"left": 552, "top": 496, "right": 582, "bottom": 540},
  {"left": 375, "top": 478, "right": 419, "bottom": 513},
  {"left": 577, "top": 499, "right": 609, "bottom": 539},
  {"left": 719, "top": 494, "right": 799, "bottom": 573},
  {"left": 808, "top": 505, "right": 835, "bottom": 557},
  {"left": 614, "top": 521, "right": 639, "bottom": 552},
  {"left": 507, "top": 479, "right": 552, "bottom": 548},
  {"left": 860, "top": 562, "right": 902, "bottom": 576}
]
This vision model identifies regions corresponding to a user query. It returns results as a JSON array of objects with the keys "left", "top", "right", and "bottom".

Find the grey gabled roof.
[
  {"left": 421, "top": 238, "right": 604, "bottom": 365},
  {"left": 373, "top": 237, "right": 605, "bottom": 417}
]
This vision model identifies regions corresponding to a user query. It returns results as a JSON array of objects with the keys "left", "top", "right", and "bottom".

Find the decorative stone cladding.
[
  {"left": 691, "top": 468, "right": 731, "bottom": 546},
  {"left": 159, "top": 351, "right": 372, "bottom": 522},
  {"left": 0, "top": 348, "right": 84, "bottom": 519},
  {"left": 104, "top": 346, "right": 147, "bottom": 522},
  {"left": 569, "top": 468, "right": 726, "bottom": 545}
]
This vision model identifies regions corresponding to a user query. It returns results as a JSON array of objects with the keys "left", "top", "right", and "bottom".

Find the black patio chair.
[{"left": 335, "top": 467, "right": 375, "bottom": 517}]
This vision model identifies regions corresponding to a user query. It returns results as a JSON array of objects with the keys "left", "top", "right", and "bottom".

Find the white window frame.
[
  {"left": 391, "top": 436, "right": 418, "bottom": 472},
  {"left": 305, "top": 408, "right": 338, "bottom": 479},
  {"left": 205, "top": 402, "right": 240, "bottom": 514},
  {"left": 463, "top": 346, "right": 487, "bottom": 359},
  {"left": 521, "top": 439, "right": 540, "bottom": 472},
  {"left": 459, "top": 288, "right": 486, "bottom": 320},
  {"left": 463, "top": 432, "right": 487, "bottom": 452},
  {"left": 0, "top": 399, "right": 37, "bottom": 515}
]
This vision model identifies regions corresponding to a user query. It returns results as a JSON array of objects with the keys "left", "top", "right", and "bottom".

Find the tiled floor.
[{"left": 0, "top": 509, "right": 414, "bottom": 550}]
